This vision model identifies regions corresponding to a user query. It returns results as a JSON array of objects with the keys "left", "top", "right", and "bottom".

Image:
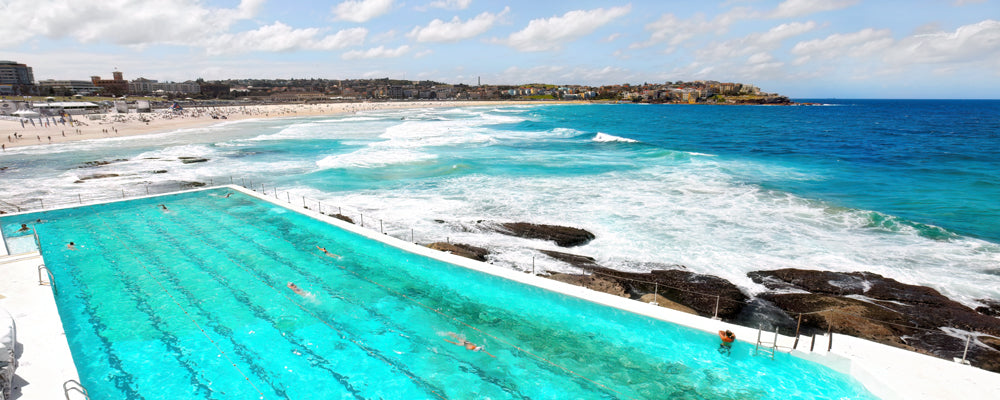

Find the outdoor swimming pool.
[{"left": 1, "top": 188, "right": 877, "bottom": 399}]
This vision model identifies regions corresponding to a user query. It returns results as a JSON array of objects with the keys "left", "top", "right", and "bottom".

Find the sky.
[{"left": 1, "top": 0, "right": 998, "bottom": 98}]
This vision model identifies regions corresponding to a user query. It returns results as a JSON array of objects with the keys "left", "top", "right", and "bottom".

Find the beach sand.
[{"left": 0, "top": 100, "right": 551, "bottom": 150}]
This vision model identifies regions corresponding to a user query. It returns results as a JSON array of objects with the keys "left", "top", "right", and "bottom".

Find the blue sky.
[{"left": 2, "top": 0, "right": 998, "bottom": 98}]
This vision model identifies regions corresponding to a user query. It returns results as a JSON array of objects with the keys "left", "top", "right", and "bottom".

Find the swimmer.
[
  {"left": 444, "top": 332, "right": 495, "bottom": 357},
  {"left": 223, "top": 192, "right": 233, "bottom": 198},
  {"left": 16, "top": 223, "right": 29, "bottom": 232},
  {"left": 718, "top": 329, "right": 735, "bottom": 355},
  {"left": 316, "top": 245, "right": 341, "bottom": 259},
  {"left": 158, "top": 204, "right": 168, "bottom": 211},
  {"left": 66, "top": 241, "right": 77, "bottom": 250},
  {"left": 287, "top": 282, "right": 307, "bottom": 296}
]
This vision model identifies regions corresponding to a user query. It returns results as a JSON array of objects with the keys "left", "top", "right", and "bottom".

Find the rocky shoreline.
[{"left": 424, "top": 221, "right": 1000, "bottom": 373}]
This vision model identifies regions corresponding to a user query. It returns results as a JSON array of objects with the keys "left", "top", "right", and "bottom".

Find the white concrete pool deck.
[{"left": 2, "top": 184, "right": 999, "bottom": 399}]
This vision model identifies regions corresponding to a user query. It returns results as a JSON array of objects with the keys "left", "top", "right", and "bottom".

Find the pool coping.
[{"left": 3, "top": 184, "right": 999, "bottom": 399}]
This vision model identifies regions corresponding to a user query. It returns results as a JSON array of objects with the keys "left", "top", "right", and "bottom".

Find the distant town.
[{"left": 1, "top": 60, "right": 792, "bottom": 115}]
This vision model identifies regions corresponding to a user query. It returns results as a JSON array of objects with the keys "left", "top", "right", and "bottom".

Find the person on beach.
[
  {"left": 316, "top": 245, "right": 341, "bottom": 258},
  {"left": 287, "top": 282, "right": 307, "bottom": 296},
  {"left": 444, "top": 332, "right": 495, "bottom": 357},
  {"left": 16, "top": 223, "right": 29, "bottom": 232},
  {"left": 718, "top": 329, "right": 736, "bottom": 355},
  {"left": 66, "top": 242, "right": 77, "bottom": 250}
]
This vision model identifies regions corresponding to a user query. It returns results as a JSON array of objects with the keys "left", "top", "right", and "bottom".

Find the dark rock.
[
  {"left": 426, "top": 242, "right": 490, "bottom": 262},
  {"left": 749, "top": 268, "right": 1000, "bottom": 373},
  {"left": 638, "top": 293, "right": 698, "bottom": 314},
  {"left": 976, "top": 299, "right": 1000, "bottom": 318},
  {"left": 74, "top": 173, "right": 120, "bottom": 183},
  {"left": 78, "top": 159, "right": 128, "bottom": 168},
  {"left": 494, "top": 222, "right": 595, "bottom": 247},
  {"left": 179, "top": 157, "right": 209, "bottom": 164},
  {"left": 543, "top": 273, "right": 627, "bottom": 298},
  {"left": 180, "top": 181, "right": 206, "bottom": 188},
  {"left": 152, "top": 170, "right": 168, "bottom": 174},
  {"left": 330, "top": 214, "right": 354, "bottom": 224},
  {"left": 538, "top": 249, "right": 601, "bottom": 269}
]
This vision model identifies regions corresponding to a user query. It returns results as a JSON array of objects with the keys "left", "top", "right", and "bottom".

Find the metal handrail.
[
  {"left": 38, "top": 264, "right": 57, "bottom": 294},
  {"left": 62, "top": 379, "right": 90, "bottom": 400}
]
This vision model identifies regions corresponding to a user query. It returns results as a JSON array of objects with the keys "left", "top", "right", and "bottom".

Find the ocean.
[{"left": 2, "top": 99, "right": 999, "bottom": 307}]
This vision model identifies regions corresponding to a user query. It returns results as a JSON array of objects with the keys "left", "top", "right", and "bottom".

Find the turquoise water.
[
  {"left": 1, "top": 101, "right": 997, "bottom": 307},
  {"left": 2, "top": 188, "right": 875, "bottom": 399}
]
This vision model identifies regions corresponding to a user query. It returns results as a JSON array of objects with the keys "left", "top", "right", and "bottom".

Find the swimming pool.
[{"left": 2, "top": 188, "right": 877, "bottom": 399}]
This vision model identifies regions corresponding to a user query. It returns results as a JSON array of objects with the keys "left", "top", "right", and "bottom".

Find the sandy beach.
[{"left": 0, "top": 100, "right": 550, "bottom": 150}]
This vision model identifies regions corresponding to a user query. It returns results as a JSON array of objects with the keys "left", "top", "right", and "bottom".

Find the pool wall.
[
  {"left": 4, "top": 184, "right": 1000, "bottom": 399},
  {"left": 223, "top": 185, "right": 1000, "bottom": 400}
]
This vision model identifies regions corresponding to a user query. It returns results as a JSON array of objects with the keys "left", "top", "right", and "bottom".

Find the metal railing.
[
  {"left": 38, "top": 264, "right": 56, "bottom": 294},
  {"left": 2, "top": 175, "right": 988, "bottom": 368},
  {"left": 62, "top": 379, "right": 90, "bottom": 400}
]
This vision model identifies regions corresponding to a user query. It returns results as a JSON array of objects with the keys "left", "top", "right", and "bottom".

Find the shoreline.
[{"left": 0, "top": 100, "right": 576, "bottom": 150}]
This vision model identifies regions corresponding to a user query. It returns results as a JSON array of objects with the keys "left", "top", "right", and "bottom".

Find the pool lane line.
[
  {"left": 35, "top": 224, "right": 147, "bottom": 399},
  {"left": 169, "top": 202, "right": 454, "bottom": 400},
  {"left": 200, "top": 198, "right": 632, "bottom": 400},
  {"left": 208, "top": 197, "right": 633, "bottom": 399},
  {"left": 139, "top": 217, "right": 369, "bottom": 399},
  {"left": 74, "top": 219, "right": 218, "bottom": 399},
  {"left": 91, "top": 213, "right": 269, "bottom": 399},
  {"left": 189, "top": 209, "right": 538, "bottom": 400}
]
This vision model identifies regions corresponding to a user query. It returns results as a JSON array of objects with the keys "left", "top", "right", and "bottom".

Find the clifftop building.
[{"left": 0, "top": 60, "right": 36, "bottom": 95}]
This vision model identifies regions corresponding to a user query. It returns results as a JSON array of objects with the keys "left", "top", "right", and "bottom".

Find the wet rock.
[
  {"left": 749, "top": 268, "right": 1000, "bottom": 373},
  {"left": 426, "top": 242, "right": 489, "bottom": 262},
  {"left": 639, "top": 293, "right": 698, "bottom": 315},
  {"left": 976, "top": 299, "right": 1000, "bottom": 317},
  {"left": 74, "top": 173, "right": 120, "bottom": 182},
  {"left": 179, "top": 157, "right": 209, "bottom": 164},
  {"left": 493, "top": 222, "right": 595, "bottom": 247},
  {"left": 78, "top": 159, "right": 127, "bottom": 168},
  {"left": 543, "top": 273, "right": 627, "bottom": 298},
  {"left": 538, "top": 249, "right": 601, "bottom": 269},
  {"left": 330, "top": 214, "right": 354, "bottom": 224},
  {"left": 180, "top": 181, "right": 206, "bottom": 188},
  {"left": 152, "top": 170, "right": 168, "bottom": 174}
]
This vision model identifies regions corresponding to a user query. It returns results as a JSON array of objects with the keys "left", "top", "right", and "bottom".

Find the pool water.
[{"left": 2, "top": 188, "right": 876, "bottom": 399}]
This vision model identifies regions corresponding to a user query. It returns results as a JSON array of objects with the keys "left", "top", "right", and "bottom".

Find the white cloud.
[
  {"left": 204, "top": 23, "right": 368, "bottom": 55},
  {"left": 427, "top": 0, "right": 471, "bottom": 10},
  {"left": 342, "top": 45, "right": 410, "bottom": 59},
  {"left": 631, "top": 7, "right": 752, "bottom": 49},
  {"left": 769, "top": 0, "right": 859, "bottom": 19},
  {"left": 501, "top": 6, "right": 632, "bottom": 52},
  {"left": 332, "top": 0, "right": 394, "bottom": 23},
  {"left": 884, "top": 19, "right": 1000, "bottom": 65},
  {"left": 0, "top": 0, "right": 265, "bottom": 47},
  {"left": 698, "top": 21, "right": 817, "bottom": 60},
  {"left": 790, "top": 28, "right": 893, "bottom": 65},
  {"left": 407, "top": 7, "right": 508, "bottom": 42}
]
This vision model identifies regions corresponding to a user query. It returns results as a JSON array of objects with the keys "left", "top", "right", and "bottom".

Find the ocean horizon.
[{"left": 2, "top": 99, "right": 999, "bottom": 309}]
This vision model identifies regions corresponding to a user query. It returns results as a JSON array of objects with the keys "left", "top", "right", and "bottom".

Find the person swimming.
[
  {"left": 444, "top": 332, "right": 495, "bottom": 357},
  {"left": 287, "top": 282, "right": 307, "bottom": 296},
  {"left": 16, "top": 223, "right": 29, "bottom": 232},
  {"left": 316, "top": 245, "right": 341, "bottom": 259},
  {"left": 718, "top": 329, "right": 736, "bottom": 355},
  {"left": 66, "top": 241, "right": 77, "bottom": 250}
]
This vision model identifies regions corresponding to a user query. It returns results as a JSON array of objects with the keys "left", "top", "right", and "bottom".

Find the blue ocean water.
[{"left": 1, "top": 100, "right": 999, "bottom": 306}]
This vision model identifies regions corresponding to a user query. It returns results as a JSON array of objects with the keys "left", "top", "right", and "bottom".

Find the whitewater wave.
[
  {"left": 316, "top": 148, "right": 438, "bottom": 169},
  {"left": 593, "top": 132, "right": 639, "bottom": 143}
]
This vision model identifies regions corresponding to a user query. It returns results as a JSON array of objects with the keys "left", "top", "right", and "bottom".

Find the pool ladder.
[
  {"left": 63, "top": 379, "right": 90, "bottom": 399},
  {"left": 38, "top": 265, "right": 57, "bottom": 294},
  {"left": 755, "top": 325, "right": 778, "bottom": 360}
]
